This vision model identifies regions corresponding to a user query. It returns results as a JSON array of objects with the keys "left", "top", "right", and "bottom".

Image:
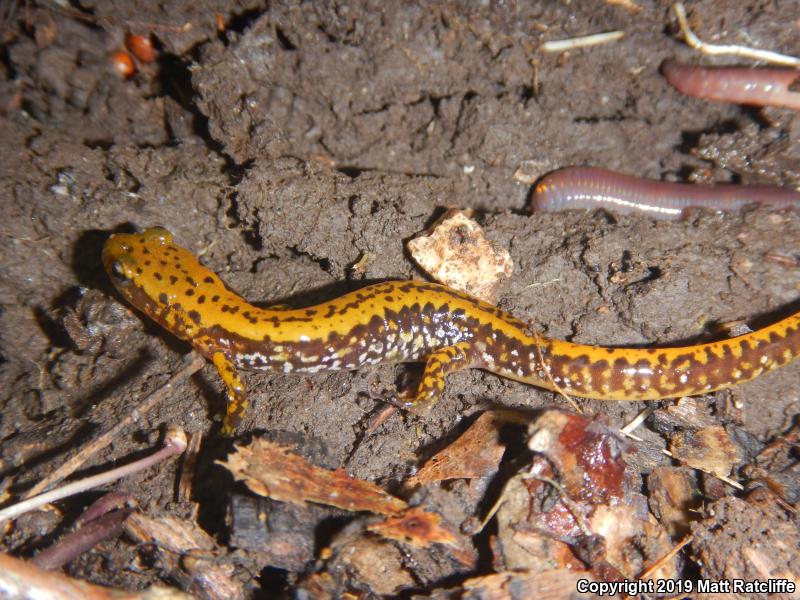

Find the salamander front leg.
[
  {"left": 211, "top": 352, "right": 247, "bottom": 435},
  {"left": 408, "top": 342, "right": 474, "bottom": 415}
]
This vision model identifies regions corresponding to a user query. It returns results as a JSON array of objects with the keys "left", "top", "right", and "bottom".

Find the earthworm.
[
  {"left": 661, "top": 61, "right": 800, "bottom": 111},
  {"left": 530, "top": 167, "right": 800, "bottom": 220}
]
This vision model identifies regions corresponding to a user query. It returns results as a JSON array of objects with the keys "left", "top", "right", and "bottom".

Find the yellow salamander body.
[{"left": 103, "top": 228, "right": 800, "bottom": 433}]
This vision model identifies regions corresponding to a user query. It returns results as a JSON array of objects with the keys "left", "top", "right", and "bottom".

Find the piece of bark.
[
  {"left": 228, "top": 494, "right": 321, "bottom": 571},
  {"left": 409, "top": 411, "right": 506, "bottom": 485},
  {"left": 219, "top": 438, "right": 407, "bottom": 515},
  {"left": 647, "top": 467, "right": 700, "bottom": 540},
  {"left": 669, "top": 425, "right": 741, "bottom": 479}
]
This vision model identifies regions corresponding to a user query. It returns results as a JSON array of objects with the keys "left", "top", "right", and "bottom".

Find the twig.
[
  {"left": 620, "top": 406, "right": 654, "bottom": 435},
  {"left": 638, "top": 534, "right": 693, "bottom": 580},
  {"left": 542, "top": 31, "right": 625, "bottom": 53},
  {"left": 24, "top": 352, "right": 204, "bottom": 499},
  {"left": 672, "top": 3, "right": 800, "bottom": 67},
  {"left": 178, "top": 431, "right": 202, "bottom": 503},
  {"left": 0, "top": 429, "right": 187, "bottom": 523}
]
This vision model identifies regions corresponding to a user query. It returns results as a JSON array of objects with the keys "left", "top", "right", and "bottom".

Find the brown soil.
[{"left": 0, "top": 1, "right": 798, "bottom": 597}]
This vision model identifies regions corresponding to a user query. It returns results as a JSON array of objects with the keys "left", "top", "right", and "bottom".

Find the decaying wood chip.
[
  {"left": 669, "top": 425, "right": 741, "bottom": 478},
  {"left": 219, "top": 438, "right": 407, "bottom": 515},
  {"left": 228, "top": 494, "right": 320, "bottom": 571},
  {"left": 409, "top": 411, "right": 507, "bottom": 485},
  {"left": 0, "top": 551, "right": 193, "bottom": 600},
  {"left": 647, "top": 467, "right": 700, "bottom": 540},
  {"left": 407, "top": 209, "right": 513, "bottom": 303},
  {"left": 368, "top": 505, "right": 478, "bottom": 568},
  {"left": 368, "top": 506, "right": 460, "bottom": 549},
  {"left": 652, "top": 396, "right": 718, "bottom": 432},
  {"left": 124, "top": 512, "right": 243, "bottom": 600}
]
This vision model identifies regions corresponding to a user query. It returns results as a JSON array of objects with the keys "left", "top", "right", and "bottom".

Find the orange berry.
[
  {"left": 215, "top": 13, "right": 226, "bottom": 32},
  {"left": 125, "top": 33, "right": 155, "bottom": 64},
  {"left": 111, "top": 51, "right": 136, "bottom": 78}
]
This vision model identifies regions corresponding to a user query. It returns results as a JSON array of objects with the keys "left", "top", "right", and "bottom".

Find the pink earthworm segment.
[
  {"left": 530, "top": 167, "right": 800, "bottom": 220},
  {"left": 661, "top": 61, "right": 800, "bottom": 111}
]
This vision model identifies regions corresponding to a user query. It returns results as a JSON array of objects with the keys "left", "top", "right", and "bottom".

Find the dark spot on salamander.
[
  {"left": 158, "top": 292, "right": 168, "bottom": 304},
  {"left": 212, "top": 295, "right": 220, "bottom": 302},
  {"left": 154, "top": 272, "right": 163, "bottom": 280},
  {"left": 160, "top": 260, "right": 167, "bottom": 267},
  {"left": 188, "top": 310, "right": 201, "bottom": 324},
  {"left": 142, "top": 247, "right": 150, "bottom": 254},
  {"left": 144, "top": 260, "right": 151, "bottom": 266},
  {"left": 169, "top": 275, "right": 178, "bottom": 285},
  {"left": 186, "top": 276, "right": 196, "bottom": 287},
  {"left": 197, "top": 295, "right": 206, "bottom": 304},
  {"left": 204, "top": 276, "right": 214, "bottom": 284},
  {"left": 186, "top": 289, "right": 194, "bottom": 296},
  {"left": 305, "top": 309, "right": 317, "bottom": 316}
]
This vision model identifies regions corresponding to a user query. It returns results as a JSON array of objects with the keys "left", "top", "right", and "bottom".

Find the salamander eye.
[{"left": 110, "top": 261, "right": 130, "bottom": 282}]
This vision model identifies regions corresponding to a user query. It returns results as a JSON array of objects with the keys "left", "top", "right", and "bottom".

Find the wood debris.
[
  {"left": 407, "top": 209, "right": 513, "bottom": 303},
  {"left": 668, "top": 425, "right": 741, "bottom": 479},
  {"left": 409, "top": 411, "right": 507, "bottom": 485},
  {"left": 219, "top": 438, "right": 408, "bottom": 515}
]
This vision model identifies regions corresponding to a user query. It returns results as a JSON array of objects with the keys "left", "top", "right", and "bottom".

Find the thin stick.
[
  {"left": 638, "top": 534, "right": 693, "bottom": 580},
  {"left": 0, "top": 430, "right": 187, "bottom": 523},
  {"left": 620, "top": 406, "right": 654, "bottom": 435},
  {"left": 542, "top": 31, "right": 625, "bottom": 53},
  {"left": 673, "top": 3, "right": 800, "bottom": 67},
  {"left": 23, "top": 352, "right": 204, "bottom": 499}
]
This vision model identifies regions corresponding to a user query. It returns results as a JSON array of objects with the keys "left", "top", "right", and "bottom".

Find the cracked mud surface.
[{"left": 0, "top": 0, "right": 798, "bottom": 594}]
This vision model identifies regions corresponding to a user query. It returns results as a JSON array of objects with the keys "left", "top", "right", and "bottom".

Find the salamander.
[{"left": 103, "top": 227, "right": 800, "bottom": 434}]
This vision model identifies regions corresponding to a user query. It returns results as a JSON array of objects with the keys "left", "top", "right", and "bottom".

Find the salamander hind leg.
[
  {"left": 211, "top": 352, "right": 247, "bottom": 436},
  {"left": 407, "top": 342, "right": 475, "bottom": 415}
]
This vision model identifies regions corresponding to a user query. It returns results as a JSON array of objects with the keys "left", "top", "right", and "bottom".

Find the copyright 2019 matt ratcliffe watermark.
[{"left": 576, "top": 577, "right": 796, "bottom": 596}]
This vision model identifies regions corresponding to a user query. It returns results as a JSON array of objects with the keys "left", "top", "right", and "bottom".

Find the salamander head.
[
  {"left": 103, "top": 227, "right": 206, "bottom": 337},
  {"left": 103, "top": 227, "right": 175, "bottom": 302}
]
